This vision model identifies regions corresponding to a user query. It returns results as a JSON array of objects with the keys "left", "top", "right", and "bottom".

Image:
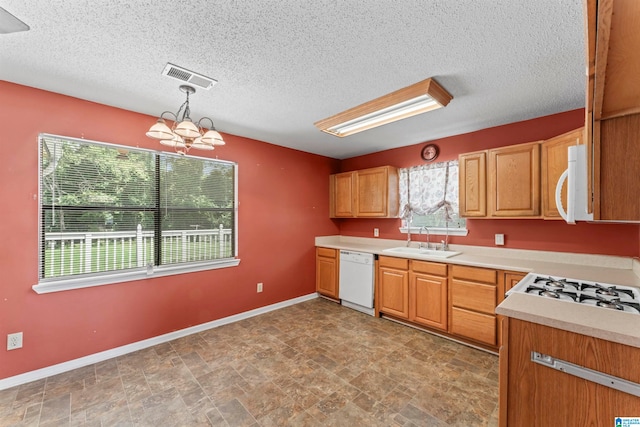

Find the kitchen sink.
[{"left": 382, "top": 246, "right": 461, "bottom": 258}]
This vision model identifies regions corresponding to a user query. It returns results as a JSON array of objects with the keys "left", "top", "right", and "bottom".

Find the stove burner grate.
[
  {"left": 581, "top": 282, "right": 636, "bottom": 299},
  {"left": 579, "top": 294, "right": 640, "bottom": 313},
  {"left": 526, "top": 285, "right": 577, "bottom": 301},
  {"left": 533, "top": 277, "right": 580, "bottom": 291}
]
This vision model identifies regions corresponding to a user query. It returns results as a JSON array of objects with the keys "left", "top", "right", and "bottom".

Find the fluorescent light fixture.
[
  {"left": 314, "top": 77, "right": 452, "bottom": 137},
  {"left": 0, "top": 7, "right": 30, "bottom": 34}
]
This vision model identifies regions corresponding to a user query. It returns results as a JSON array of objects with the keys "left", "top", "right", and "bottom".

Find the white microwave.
[{"left": 554, "top": 144, "right": 593, "bottom": 224}]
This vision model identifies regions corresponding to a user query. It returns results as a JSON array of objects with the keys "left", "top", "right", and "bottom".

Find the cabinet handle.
[{"left": 531, "top": 351, "right": 640, "bottom": 397}]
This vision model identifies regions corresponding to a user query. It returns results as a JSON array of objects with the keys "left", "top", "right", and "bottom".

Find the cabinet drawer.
[
  {"left": 379, "top": 256, "right": 409, "bottom": 270},
  {"left": 316, "top": 247, "right": 337, "bottom": 258},
  {"left": 450, "top": 307, "right": 496, "bottom": 346},
  {"left": 451, "top": 279, "right": 497, "bottom": 313},
  {"left": 411, "top": 260, "right": 447, "bottom": 276},
  {"left": 451, "top": 265, "right": 497, "bottom": 284}
]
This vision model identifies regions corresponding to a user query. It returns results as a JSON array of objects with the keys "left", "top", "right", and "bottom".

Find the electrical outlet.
[
  {"left": 495, "top": 234, "right": 505, "bottom": 246},
  {"left": 373, "top": 228, "right": 379, "bottom": 237},
  {"left": 7, "top": 332, "right": 23, "bottom": 350},
  {"left": 257, "top": 282, "right": 263, "bottom": 293}
]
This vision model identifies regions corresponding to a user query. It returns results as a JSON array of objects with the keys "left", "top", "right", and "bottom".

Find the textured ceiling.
[{"left": 0, "top": 1, "right": 585, "bottom": 159}]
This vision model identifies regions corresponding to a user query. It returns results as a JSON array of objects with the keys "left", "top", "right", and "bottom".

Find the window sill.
[
  {"left": 32, "top": 258, "right": 241, "bottom": 294},
  {"left": 399, "top": 227, "right": 468, "bottom": 237}
]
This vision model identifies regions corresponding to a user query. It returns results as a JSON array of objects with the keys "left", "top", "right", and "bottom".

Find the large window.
[
  {"left": 398, "top": 160, "right": 467, "bottom": 236},
  {"left": 36, "top": 134, "right": 238, "bottom": 293}
]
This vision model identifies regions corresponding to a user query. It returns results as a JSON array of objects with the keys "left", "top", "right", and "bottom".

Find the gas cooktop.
[{"left": 508, "top": 273, "right": 640, "bottom": 314}]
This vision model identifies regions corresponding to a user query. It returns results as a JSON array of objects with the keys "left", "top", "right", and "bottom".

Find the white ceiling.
[{"left": 0, "top": 1, "right": 585, "bottom": 159}]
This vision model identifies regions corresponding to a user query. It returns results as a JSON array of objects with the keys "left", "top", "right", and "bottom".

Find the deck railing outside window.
[{"left": 43, "top": 224, "right": 233, "bottom": 278}]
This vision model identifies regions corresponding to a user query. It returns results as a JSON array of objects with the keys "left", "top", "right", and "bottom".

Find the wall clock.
[{"left": 421, "top": 143, "right": 439, "bottom": 162}]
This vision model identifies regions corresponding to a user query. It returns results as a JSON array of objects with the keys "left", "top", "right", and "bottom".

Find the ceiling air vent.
[{"left": 162, "top": 63, "right": 217, "bottom": 90}]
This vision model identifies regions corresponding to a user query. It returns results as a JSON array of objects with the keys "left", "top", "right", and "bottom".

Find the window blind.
[{"left": 39, "top": 134, "right": 236, "bottom": 281}]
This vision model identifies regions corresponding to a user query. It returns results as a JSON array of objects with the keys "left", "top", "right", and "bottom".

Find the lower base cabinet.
[
  {"left": 449, "top": 265, "right": 498, "bottom": 346},
  {"left": 378, "top": 256, "right": 410, "bottom": 319},
  {"left": 316, "top": 247, "right": 339, "bottom": 299},
  {"left": 410, "top": 260, "right": 448, "bottom": 331},
  {"left": 377, "top": 255, "right": 528, "bottom": 350},
  {"left": 379, "top": 256, "right": 448, "bottom": 331},
  {"left": 450, "top": 307, "right": 496, "bottom": 345},
  {"left": 500, "top": 318, "right": 640, "bottom": 426}
]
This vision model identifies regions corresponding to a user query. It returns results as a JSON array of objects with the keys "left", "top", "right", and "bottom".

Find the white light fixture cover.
[
  {"left": 314, "top": 78, "right": 453, "bottom": 137},
  {"left": 0, "top": 7, "right": 30, "bottom": 34}
]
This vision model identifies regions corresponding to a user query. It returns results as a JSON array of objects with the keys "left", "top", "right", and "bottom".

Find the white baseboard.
[{"left": 0, "top": 293, "right": 318, "bottom": 391}]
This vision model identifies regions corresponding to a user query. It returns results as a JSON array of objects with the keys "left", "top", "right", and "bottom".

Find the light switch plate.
[{"left": 495, "top": 234, "right": 505, "bottom": 246}]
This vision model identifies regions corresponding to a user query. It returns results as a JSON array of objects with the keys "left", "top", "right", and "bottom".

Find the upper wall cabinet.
[
  {"left": 332, "top": 172, "right": 355, "bottom": 217},
  {"left": 330, "top": 166, "right": 399, "bottom": 218},
  {"left": 488, "top": 141, "right": 541, "bottom": 217},
  {"left": 541, "top": 128, "right": 584, "bottom": 219},
  {"left": 459, "top": 141, "right": 541, "bottom": 218},
  {"left": 586, "top": 0, "right": 640, "bottom": 221},
  {"left": 459, "top": 152, "right": 487, "bottom": 217}
]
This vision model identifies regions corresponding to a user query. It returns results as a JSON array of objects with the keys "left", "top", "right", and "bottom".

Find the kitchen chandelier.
[{"left": 146, "top": 85, "right": 225, "bottom": 155}]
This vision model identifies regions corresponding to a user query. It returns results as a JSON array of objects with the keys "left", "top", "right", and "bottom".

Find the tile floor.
[{"left": 0, "top": 298, "right": 499, "bottom": 426}]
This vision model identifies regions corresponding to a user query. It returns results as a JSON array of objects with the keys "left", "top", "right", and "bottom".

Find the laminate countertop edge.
[
  {"left": 496, "top": 293, "right": 640, "bottom": 349},
  {"left": 315, "top": 235, "right": 640, "bottom": 287}
]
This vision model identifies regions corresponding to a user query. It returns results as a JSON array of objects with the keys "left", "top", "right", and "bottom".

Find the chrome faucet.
[
  {"left": 440, "top": 221, "right": 450, "bottom": 251},
  {"left": 419, "top": 226, "right": 431, "bottom": 249}
]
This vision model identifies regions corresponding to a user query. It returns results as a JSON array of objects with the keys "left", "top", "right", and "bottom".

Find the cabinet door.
[
  {"left": 333, "top": 172, "right": 354, "bottom": 217},
  {"left": 316, "top": 248, "right": 338, "bottom": 299},
  {"left": 586, "top": 0, "right": 640, "bottom": 221},
  {"left": 504, "top": 319, "right": 640, "bottom": 426},
  {"left": 459, "top": 151, "right": 487, "bottom": 217},
  {"left": 598, "top": 115, "right": 640, "bottom": 220},
  {"left": 451, "top": 279, "right": 497, "bottom": 314},
  {"left": 410, "top": 272, "right": 447, "bottom": 331},
  {"left": 450, "top": 307, "right": 496, "bottom": 346},
  {"left": 497, "top": 271, "right": 526, "bottom": 347},
  {"left": 488, "top": 142, "right": 541, "bottom": 217},
  {"left": 504, "top": 272, "right": 526, "bottom": 294},
  {"left": 541, "top": 128, "right": 583, "bottom": 218},
  {"left": 355, "top": 167, "right": 389, "bottom": 217},
  {"left": 379, "top": 267, "right": 409, "bottom": 319}
]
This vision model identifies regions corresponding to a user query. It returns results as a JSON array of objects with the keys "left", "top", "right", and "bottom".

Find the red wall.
[
  {"left": 0, "top": 81, "right": 340, "bottom": 380},
  {"left": 2, "top": 82, "right": 638, "bottom": 381},
  {"left": 339, "top": 110, "right": 640, "bottom": 257}
]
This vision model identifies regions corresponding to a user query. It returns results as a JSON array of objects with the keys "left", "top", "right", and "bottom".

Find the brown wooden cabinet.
[
  {"left": 379, "top": 256, "right": 448, "bottom": 330},
  {"left": 316, "top": 247, "right": 339, "bottom": 299},
  {"left": 501, "top": 272, "right": 526, "bottom": 300},
  {"left": 586, "top": 0, "right": 640, "bottom": 221},
  {"left": 541, "top": 128, "right": 584, "bottom": 219},
  {"left": 488, "top": 141, "right": 541, "bottom": 217},
  {"left": 329, "top": 166, "right": 399, "bottom": 218},
  {"left": 459, "top": 141, "right": 541, "bottom": 218},
  {"left": 410, "top": 260, "right": 448, "bottom": 331},
  {"left": 497, "top": 271, "right": 527, "bottom": 347},
  {"left": 378, "top": 256, "right": 410, "bottom": 319},
  {"left": 500, "top": 318, "right": 640, "bottom": 426},
  {"left": 331, "top": 172, "right": 355, "bottom": 217},
  {"left": 459, "top": 151, "right": 487, "bottom": 217},
  {"left": 449, "top": 265, "right": 498, "bottom": 346}
]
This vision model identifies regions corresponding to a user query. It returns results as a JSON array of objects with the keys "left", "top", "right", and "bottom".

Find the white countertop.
[
  {"left": 317, "top": 235, "right": 640, "bottom": 348},
  {"left": 316, "top": 235, "right": 640, "bottom": 287},
  {"left": 496, "top": 293, "right": 640, "bottom": 348}
]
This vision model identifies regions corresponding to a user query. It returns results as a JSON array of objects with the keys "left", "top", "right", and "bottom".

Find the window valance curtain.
[{"left": 399, "top": 160, "right": 459, "bottom": 223}]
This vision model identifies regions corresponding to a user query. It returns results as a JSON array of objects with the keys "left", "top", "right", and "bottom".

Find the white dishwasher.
[{"left": 339, "top": 250, "right": 375, "bottom": 316}]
